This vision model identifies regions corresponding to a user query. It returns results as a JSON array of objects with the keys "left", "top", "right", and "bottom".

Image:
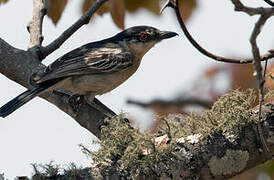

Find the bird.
[{"left": 0, "top": 26, "right": 177, "bottom": 118}]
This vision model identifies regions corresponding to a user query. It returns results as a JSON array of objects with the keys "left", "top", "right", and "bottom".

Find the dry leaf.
[
  {"left": 82, "top": 0, "right": 110, "bottom": 15},
  {"left": 110, "top": 0, "right": 125, "bottom": 29},
  {"left": 124, "top": 0, "right": 160, "bottom": 15},
  {"left": 47, "top": 0, "right": 68, "bottom": 24},
  {"left": 178, "top": 0, "right": 197, "bottom": 21}
]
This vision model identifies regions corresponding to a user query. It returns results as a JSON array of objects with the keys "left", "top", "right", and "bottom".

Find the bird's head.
[{"left": 114, "top": 26, "right": 178, "bottom": 58}]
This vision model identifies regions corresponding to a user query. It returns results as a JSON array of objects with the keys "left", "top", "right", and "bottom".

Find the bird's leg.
[
  {"left": 53, "top": 89, "right": 85, "bottom": 113},
  {"left": 68, "top": 94, "right": 85, "bottom": 113},
  {"left": 85, "top": 92, "right": 116, "bottom": 118}
]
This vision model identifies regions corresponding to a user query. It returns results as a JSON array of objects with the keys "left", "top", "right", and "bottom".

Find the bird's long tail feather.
[
  {"left": 0, "top": 86, "right": 47, "bottom": 118},
  {"left": 0, "top": 79, "right": 60, "bottom": 118}
]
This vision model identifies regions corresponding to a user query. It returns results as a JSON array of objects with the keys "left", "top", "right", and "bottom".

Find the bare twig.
[
  {"left": 250, "top": 14, "right": 271, "bottom": 153},
  {"left": 263, "top": 0, "right": 274, "bottom": 7},
  {"left": 127, "top": 98, "right": 213, "bottom": 109},
  {"left": 162, "top": 0, "right": 274, "bottom": 64},
  {"left": 28, "top": 0, "right": 47, "bottom": 49},
  {"left": 263, "top": 60, "right": 268, "bottom": 78},
  {"left": 231, "top": 0, "right": 274, "bottom": 15},
  {"left": 40, "top": 0, "right": 108, "bottom": 60}
]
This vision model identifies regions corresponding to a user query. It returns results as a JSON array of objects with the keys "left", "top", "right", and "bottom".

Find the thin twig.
[
  {"left": 231, "top": 0, "right": 274, "bottom": 16},
  {"left": 127, "top": 98, "right": 213, "bottom": 109},
  {"left": 263, "top": 60, "right": 268, "bottom": 78},
  {"left": 28, "top": 0, "right": 47, "bottom": 49},
  {"left": 262, "top": 0, "right": 274, "bottom": 7},
  {"left": 40, "top": 0, "right": 109, "bottom": 60},
  {"left": 163, "top": 0, "right": 274, "bottom": 64},
  {"left": 250, "top": 14, "right": 271, "bottom": 153}
]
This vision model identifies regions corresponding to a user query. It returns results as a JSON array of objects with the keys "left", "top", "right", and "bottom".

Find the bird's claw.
[{"left": 68, "top": 94, "right": 85, "bottom": 113}]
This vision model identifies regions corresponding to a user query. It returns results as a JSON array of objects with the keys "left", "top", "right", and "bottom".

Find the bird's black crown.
[{"left": 113, "top": 26, "right": 177, "bottom": 43}]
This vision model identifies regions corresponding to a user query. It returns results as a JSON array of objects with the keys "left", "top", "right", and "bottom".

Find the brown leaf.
[
  {"left": 178, "top": 0, "right": 197, "bottom": 22},
  {"left": 124, "top": 0, "right": 160, "bottom": 15},
  {"left": 82, "top": 0, "right": 125, "bottom": 29},
  {"left": 47, "top": 0, "right": 68, "bottom": 25},
  {"left": 110, "top": 0, "right": 125, "bottom": 29},
  {"left": 82, "top": 0, "right": 110, "bottom": 16}
]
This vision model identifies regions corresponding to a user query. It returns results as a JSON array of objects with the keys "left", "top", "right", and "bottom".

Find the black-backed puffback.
[{"left": 0, "top": 25, "right": 178, "bottom": 117}]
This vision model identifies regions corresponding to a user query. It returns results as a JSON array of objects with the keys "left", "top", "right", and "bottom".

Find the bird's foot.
[{"left": 68, "top": 94, "right": 85, "bottom": 113}]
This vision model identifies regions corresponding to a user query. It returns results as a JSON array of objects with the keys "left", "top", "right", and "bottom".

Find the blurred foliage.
[
  {"left": 0, "top": 0, "right": 8, "bottom": 5},
  {"left": 0, "top": 0, "right": 197, "bottom": 28},
  {"left": 81, "top": 0, "right": 197, "bottom": 29},
  {"left": 200, "top": 63, "right": 274, "bottom": 102},
  {"left": 137, "top": 63, "right": 273, "bottom": 123},
  {"left": 230, "top": 160, "right": 274, "bottom": 180}
]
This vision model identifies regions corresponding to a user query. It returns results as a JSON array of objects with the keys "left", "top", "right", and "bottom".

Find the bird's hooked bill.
[{"left": 158, "top": 31, "right": 178, "bottom": 40}]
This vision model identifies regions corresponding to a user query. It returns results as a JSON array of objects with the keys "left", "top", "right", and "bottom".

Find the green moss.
[{"left": 87, "top": 89, "right": 259, "bottom": 178}]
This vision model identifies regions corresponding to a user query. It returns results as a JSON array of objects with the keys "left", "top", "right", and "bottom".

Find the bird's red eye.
[{"left": 140, "top": 32, "right": 148, "bottom": 41}]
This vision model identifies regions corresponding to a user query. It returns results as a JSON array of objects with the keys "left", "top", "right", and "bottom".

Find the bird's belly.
[{"left": 57, "top": 67, "right": 137, "bottom": 95}]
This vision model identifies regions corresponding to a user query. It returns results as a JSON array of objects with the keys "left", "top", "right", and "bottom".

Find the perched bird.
[{"left": 0, "top": 26, "right": 177, "bottom": 117}]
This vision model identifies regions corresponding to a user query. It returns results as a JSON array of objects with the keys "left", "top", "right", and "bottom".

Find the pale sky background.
[{"left": 0, "top": 0, "right": 273, "bottom": 179}]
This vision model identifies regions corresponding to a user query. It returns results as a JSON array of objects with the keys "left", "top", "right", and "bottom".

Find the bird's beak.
[{"left": 158, "top": 31, "right": 178, "bottom": 40}]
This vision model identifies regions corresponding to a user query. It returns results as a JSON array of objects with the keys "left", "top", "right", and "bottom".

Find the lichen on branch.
[{"left": 82, "top": 89, "right": 270, "bottom": 179}]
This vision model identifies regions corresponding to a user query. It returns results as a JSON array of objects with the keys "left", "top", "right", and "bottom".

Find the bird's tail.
[{"left": 0, "top": 83, "right": 53, "bottom": 118}]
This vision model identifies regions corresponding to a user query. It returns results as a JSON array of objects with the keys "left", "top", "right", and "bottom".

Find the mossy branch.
[
  {"left": 12, "top": 90, "right": 274, "bottom": 180},
  {"left": 86, "top": 90, "right": 274, "bottom": 180}
]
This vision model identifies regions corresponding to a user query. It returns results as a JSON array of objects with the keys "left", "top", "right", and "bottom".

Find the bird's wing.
[{"left": 35, "top": 46, "right": 133, "bottom": 84}]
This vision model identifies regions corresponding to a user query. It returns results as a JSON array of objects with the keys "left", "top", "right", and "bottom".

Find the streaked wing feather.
[{"left": 36, "top": 47, "right": 133, "bottom": 83}]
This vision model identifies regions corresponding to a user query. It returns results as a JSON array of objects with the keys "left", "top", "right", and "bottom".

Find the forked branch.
[{"left": 162, "top": 0, "right": 274, "bottom": 64}]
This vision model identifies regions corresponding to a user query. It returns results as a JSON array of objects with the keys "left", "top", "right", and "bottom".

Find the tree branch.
[
  {"left": 18, "top": 101, "right": 274, "bottom": 179},
  {"left": 0, "top": 38, "right": 112, "bottom": 138},
  {"left": 0, "top": 0, "right": 112, "bottom": 138},
  {"left": 28, "top": 0, "right": 47, "bottom": 49},
  {"left": 231, "top": 0, "right": 274, "bottom": 16},
  {"left": 40, "top": 0, "right": 109, "bottom": 60},
  {"left": 103, "top": 102, "right": 274, "bottom": 179},
  {"left": 162, "top": 0, "right": 274, "bottom": 64},
  {"left": 262, "top": 0, "right": 274, "bottom": 6},
  {"left": 250, "top": 14, "right": 271, "bottom": 153},
  {"left": 127, "top": 98, "right": 213, "bottom": 109}
]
